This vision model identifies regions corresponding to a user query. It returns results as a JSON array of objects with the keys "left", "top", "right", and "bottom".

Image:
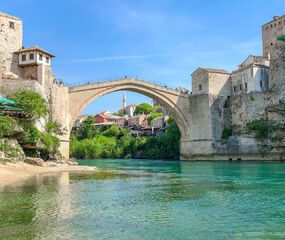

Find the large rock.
[
  {"left": 2, "top": 72, "right": 19, "bottom": 80},
  {"left": 0, "top": 151, "right": 5, "bottom": 159},
  {"left": 0, "top": 138, "right": 26, "bottom": 161},
  {"left": 25, "top": 157, "right": 44, "bottom": 166}
]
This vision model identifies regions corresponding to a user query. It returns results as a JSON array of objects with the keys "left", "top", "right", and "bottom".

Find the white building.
[
  {"left": 16, "top": 45, "right": 54, "bottom": 67},
  {"left": 231, "top": 55, "right": 270, "bottom": 95},
  {"left": 125, "top": 104, "right": 137, "bottom": 117}
]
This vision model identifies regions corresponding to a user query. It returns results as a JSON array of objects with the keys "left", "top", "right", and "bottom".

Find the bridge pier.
[
  {"left": 51, "top": 78, "right": 225, "bottom": 161},
  {"left": 59, "top": 139, "right": 70, "bottom": 160}
]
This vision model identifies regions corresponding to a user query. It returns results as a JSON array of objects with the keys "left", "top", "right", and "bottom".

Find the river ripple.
[{"left": 1, "top": 159, "right": 285, "bottom": 239}]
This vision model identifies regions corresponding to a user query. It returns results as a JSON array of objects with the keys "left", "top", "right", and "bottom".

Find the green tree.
[
  {"left": 147, "top": 112, "right": 163, "bottom": 125},
  {"left": 134, "top": 103, "right": 153, "bottom": 115},
  {"left": 77, "top": 116, "right": 96, "bottom": 140},
  {"left": 102, "top": 125, "right": 120, "bottom": 138},
  {"left": 10, "top": 90, "right": 48, "bottom": 119},
  {"left": 40, "top": 132, "right": 60, "bottom": 158},
  {"left": 153, "top": 105, "right": 163, "bottom": 113}
]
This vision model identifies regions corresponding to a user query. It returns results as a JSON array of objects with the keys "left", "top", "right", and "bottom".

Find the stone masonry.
[{"left": 1, "top": 12, "right": 285, "bottom": 160}]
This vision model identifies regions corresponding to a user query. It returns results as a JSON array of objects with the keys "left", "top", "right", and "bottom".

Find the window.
[
  {"left": 29, "top": 53, "right": 34, "bottom": 60},
  {"left": 21, "top": 54, "right": 26, "bottom": 61},
  {"left": 271, "top": 42, "right": 273, "bottom": 46},
  {"left": 260, "top": 80, "right": 263, "bottom": 88},
  {"left": 199, "top": 84, "right": 202, "bottom": 91},
  {"left": 245, "top": 82, "right": 248, "bottom": 89},
  {"left": 233, "top": 86, "right": 237, "bottom": 92},
  {"left": 239, "top": 84, "right": 242, "bottom": 90},
  {"left": 39, "top": 54, "right": 43, "bottom": 61},
  {"left": 9, "top": 21, "right": 14, "bottom": 29},
  {"left": 46, "top": 56, "right": 49, "bottom": 64}
]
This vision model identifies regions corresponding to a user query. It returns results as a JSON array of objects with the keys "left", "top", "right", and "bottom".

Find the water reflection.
[{"left": 0, "top": 161, "right": 285, "bottom": 240}]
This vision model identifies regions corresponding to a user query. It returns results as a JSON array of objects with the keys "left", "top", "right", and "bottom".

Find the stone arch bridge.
[{"left": 50, "top": 77, "right": 215, "bottom": 160}]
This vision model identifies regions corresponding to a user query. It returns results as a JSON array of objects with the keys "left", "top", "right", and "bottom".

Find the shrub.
[
  {"left": 0, "top": 116, "right": 16, "bottom": 137},
  {"left": 221, "top": 127, "right": 233, "bottom": 141},
  {"left": 0, "top": 138, "right": 20, "bottom": 158},
  {"left": 147, "top": 112, "right": 163, "bottom": 125},
  {"left": 10, "top": 90, "right": 48, "bottom": 119},
  {"left": 250, "top": 95, "right": 255, "bottom": 101},
  {"left": 247, "top": 119, "right": 270, "bottom": 138},
  {"left": 45, "top": 121, "right": 65, "bottom": 136}
]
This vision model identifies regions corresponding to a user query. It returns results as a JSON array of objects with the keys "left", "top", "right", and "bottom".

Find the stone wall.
[
  {"left": 49, "top": 84, "right": 70, "bottom": 159},
  {"left": 208, "top": 72, "right": 231, "bottom": 98},
  {"left": 191, "top": 68, "right": 209, "bottom": 94},
  {"left": 0, "top": 78, "right": 47, "bottom": 99},
  {"left": 230, "top": 92, "right": 272, "bottom": 127},
  {"left": 0, "top": 13, "right": 22, "bottom": 77},
  {"left": 262, "top": 15, "right": 285, "bottom": 58}
]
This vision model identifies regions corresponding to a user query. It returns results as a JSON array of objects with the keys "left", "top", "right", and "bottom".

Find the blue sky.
[{"left": 1, "top": 0, "right": 285, "bottom": 114}]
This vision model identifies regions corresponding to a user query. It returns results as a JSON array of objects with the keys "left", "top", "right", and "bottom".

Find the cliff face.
[
  {"left": 0, "top": 138, "right": 26, "bottom": 162},
  {"left": 212, "top": 43, "right": 285, "bottom": 159}
]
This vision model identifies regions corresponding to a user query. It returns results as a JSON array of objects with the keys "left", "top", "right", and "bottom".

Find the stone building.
[
  {"left": 128, "top": 115, "right": 147, "bottom": 129},
  {"left": 231, "top": 55, "right": 270, "bottom": 95},
  {"left": 262, "top": 15, "right": 285, "bottom": 59},
  {"left": 191, "top": 68, "right": 231, "bottom": 98},
  {"left": 125, "top": 104, "right": 137, "bottom": 117},
  {"left": 0, "top": 12, "right": 22, "bottom": 76}
]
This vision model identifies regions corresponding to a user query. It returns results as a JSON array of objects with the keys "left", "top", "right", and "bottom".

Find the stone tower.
[
  {"left": 123, "top": 92, "right": 126, "bottom": 108},
  {"left": 262, "top": 15, "right": 285, "bottom": 59},
  {"left": 0, "top": 12, "right": 23, "bottom": 77}
]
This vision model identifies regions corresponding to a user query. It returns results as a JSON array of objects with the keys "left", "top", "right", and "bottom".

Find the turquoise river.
[{"left": 1, "top": 159, "right": 285, "bottom": 239}]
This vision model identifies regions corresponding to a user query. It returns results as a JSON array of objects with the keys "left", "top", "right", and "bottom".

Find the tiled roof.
[{"left": 14, "top": 45, "right": 55, "bottom": 57}]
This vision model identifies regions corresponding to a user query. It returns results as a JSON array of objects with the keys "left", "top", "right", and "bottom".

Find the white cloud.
[{"left": 59, "top": 54, "right": 172, "bottom": 63}]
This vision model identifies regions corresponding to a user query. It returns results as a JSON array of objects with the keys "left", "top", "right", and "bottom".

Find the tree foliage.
[
  {"left": 10, "top": 90, "right": 48, "bottom": 119},
  {"left": 76, "top": 116, "right": 96, "bottom": 140},
  {"left": 133, "top": 103, "right": 153, "bottom": 115},
  {"left": 147, "top": 112, "right": 163, "bottom": 125},
  {"left": 0, "top": 116, "right": 16, "bottom": 137},
  {"left": 45, "top": 121, "right": 65, "bottom": 136},
  {"left": 70, "top": 119, "right": 181, "bottom": 160},
  {"left": 0, "top": 90, "right": 63, "bottom": 160},
  {"left": 221, "top": 127, "right": 233, "bottom": 141},
  {"left": 247, "top": 119, "right": 271, "bottom": 139}
]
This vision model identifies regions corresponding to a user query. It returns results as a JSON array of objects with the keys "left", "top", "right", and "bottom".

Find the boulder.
[
  {"left": 0, "top": 151, "right": 5, "bottom": 159},
  {"left": 2, "top": 72, "right": 19, "bottom": 80},
  {"left": 67, "top": 160, "right": 78, "bottom": 165},
  {"left": 44, "top": 161, "right": 58, "bottom": 167},
  {"left": 25, "top": 157, "right": 44, "bottom": 166}
]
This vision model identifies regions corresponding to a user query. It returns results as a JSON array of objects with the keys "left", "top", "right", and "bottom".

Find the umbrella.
[{"left": 0, "top": 97, "right": 16, "bottom": 105}]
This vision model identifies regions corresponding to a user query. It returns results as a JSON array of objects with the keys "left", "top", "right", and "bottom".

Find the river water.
[{"left": 1, "top": 159, "right": 285, "bottom": 239}]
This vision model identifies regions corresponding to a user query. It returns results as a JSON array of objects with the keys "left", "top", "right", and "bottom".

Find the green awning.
[
  {"left": 0, "top": 97, "right": 15, "bottom": 105},
  {"left": 277, "top": 35, "right": 285, "bottom": 42}
]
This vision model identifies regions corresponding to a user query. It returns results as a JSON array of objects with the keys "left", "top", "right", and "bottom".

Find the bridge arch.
[{"left": 68, "top": 78, "right": 191, "bottom": 139}]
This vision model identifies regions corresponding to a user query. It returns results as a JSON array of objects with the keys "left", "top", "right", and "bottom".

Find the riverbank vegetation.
[
  {"left": 70, "top": 116, "right": 181, "bottom": 160},
  {"left": 0, "top": 90, "right": 63, "bottom": 160}
]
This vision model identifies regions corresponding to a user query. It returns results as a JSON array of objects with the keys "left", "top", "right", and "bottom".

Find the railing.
[{"left": 66, "top": 75, "right": 184, "bottom": 91}]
